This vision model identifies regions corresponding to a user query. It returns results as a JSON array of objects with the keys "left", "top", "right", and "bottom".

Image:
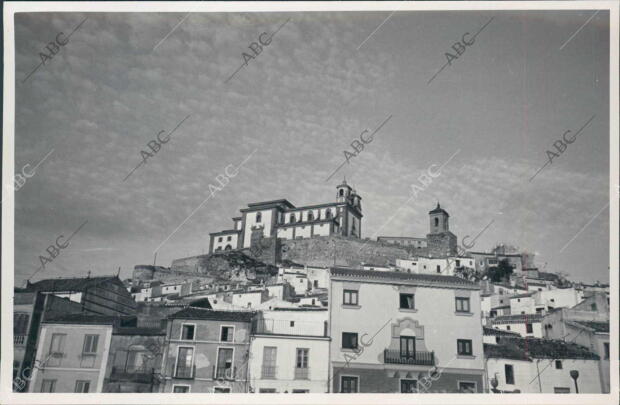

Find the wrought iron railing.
[{"left": 383, "top": 349, "right": 435, "bottom": 366}]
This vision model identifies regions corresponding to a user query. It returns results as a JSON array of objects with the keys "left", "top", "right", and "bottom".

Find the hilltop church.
[{"left": 209, "top": 180, "right": 363, "bottom": 253}]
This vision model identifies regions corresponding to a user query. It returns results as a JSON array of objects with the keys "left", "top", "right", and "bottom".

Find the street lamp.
[{"left": 569, "top": 370, "right": 579, "bottom": 393}]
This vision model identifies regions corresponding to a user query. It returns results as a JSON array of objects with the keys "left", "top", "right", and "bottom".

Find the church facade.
[{"left": 209, "top": 180, "right": 363, "bottom": 253}]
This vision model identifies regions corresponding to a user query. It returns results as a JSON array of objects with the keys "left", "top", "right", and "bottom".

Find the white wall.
[
  {"left": 487, "top": 357, "right": 603, "bottom": 393},
  {"left": 243, "top": 209, "right": 274, "bottom": 248},
  {"left": 213, "top": 233, "right": 239, "bottom": 251},
  {"left": 249, "top": 336, "right": 330, "bottom": 393},
  {"left": 492, "top": 322, "right": 543, "bottom": 338}
]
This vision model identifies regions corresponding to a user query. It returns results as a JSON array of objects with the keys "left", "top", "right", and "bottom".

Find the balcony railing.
[
  {"left": 383, "top": 349, "right": 435, "bottom": 366},
  {"left": 14, "top": 335, "right": 26, "bottom": 345},
  {"left": 174, "top": 364, "right": 195, "bottom": 379},
  {"left": 294, "top": 367, "right": 309, "bottom": 380},
  {"left": 213, "top": 365, "right": 236, "bottom": 380},
  {"left": 261, "top": 365, "right": 277, "bottom": 379}
]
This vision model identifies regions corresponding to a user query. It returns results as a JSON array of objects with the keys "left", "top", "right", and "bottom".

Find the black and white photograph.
[{"left": 1, "top": 1, "right": 618, "bottom": 404}]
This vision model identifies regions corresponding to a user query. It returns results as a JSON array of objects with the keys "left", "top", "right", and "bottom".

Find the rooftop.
[
  {"left": 44, "top": 313, "right": 136, "bottom": 326},
  {"left": 570, "top": 320, "right": 609, "bottom": 333},
  {"left": 484, "top": 337, "right": 600, "bottom": 361},
  {"left": 169, "top": 307, "right": 255, "bottom": 322},
  {"left": 483, "top": 327, "right": 521, "bottom": 337},
  {"left": 330, "top": 267, "right": 478, "bottom": 289},
  {"left": 113, "top": 327, "right": 166, "bottom": 336},
  {"left": 25, "top": 276, "right": 120, "bottom": 292},
  {"left": 492, "top": 314, "right": 543, "bottom": 324}
]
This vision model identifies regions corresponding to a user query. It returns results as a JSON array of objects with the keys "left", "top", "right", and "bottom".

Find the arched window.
[
  {"left": 256, "top": 212, "right": 262, "bottom": 223},
  {"left": 289, "top": 214, "right": 295, "bottom": 223},
  {"left": 339, "top": 189, "right": 344, "bottom": 197},
  {"left": 225, "top": 245, "right": 232, "bottom": 250},
  {"left": 216, "top": 247, "right": 222, "bottom": 251},
  {"left": 434, "top": 218, "right": 439, "bottom": 227},
  {"left": 308, "top": 211, "right": 313, "bottom": 221},
  {"left": 325, "top": 210, "right": 331, "bottom": 219}
]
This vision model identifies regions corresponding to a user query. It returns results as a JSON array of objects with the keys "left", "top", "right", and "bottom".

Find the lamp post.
[{"left": 570, "top": 370, "right": 579, "bottom": 393}]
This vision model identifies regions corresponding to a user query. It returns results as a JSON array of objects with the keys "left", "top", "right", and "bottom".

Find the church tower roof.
[{"left": 429, "top": 202, "right": 449, "bottom": 217}]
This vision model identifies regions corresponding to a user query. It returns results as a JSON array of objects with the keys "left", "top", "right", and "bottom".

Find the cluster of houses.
[
  {"left": 12, "top": 263, "right": 609, "bottom": 394},
  {"left": 12, "top": 192, "right": 610, "bottom": 394}
]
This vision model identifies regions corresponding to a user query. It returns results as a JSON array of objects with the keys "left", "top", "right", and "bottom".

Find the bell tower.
[
  {"left": 426, "top": 202, "right": 457, "bottom": 258},
  {"left": 336, "top": 178, "right": 352, "bottom": 203}
]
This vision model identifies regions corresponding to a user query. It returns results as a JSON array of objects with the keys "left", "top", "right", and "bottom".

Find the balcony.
[
  {"left": 383, "top": 349, "right": 435, "bottom": 366},
  {"left": 294, "top": 367, "right": 309, "bottom": 380},
  {"left": 261, "top": 365, "right": 277, "bottom": 379},
  {"left": 14, "top": 335, "right": 26, "bottom": 345},
  {"left": 213, "top": 365, "right": 236, "bottom": 380},
  {"left": 174, "top": 364, "right": 195, "bottom": 379}
]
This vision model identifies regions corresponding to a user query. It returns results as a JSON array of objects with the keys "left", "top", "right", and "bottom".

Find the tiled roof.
[
  {"left": 485, "top": 337, "right": 600, "bottom": 361},
  {"left": 26, "top": 276, "right": 119, "bottom": 292},
  {"left": 113, "top": 327, "right": 166, "bottom": 336},
  {"left": 570, "top": 321, "right": 609, "bottom": 333},
  {"left": 483, "top": 327, "right": 521, "bottom": 337},
  {"left": 492, "top": 314, "right": 543, "bottom": 324},
  {"left": 169, "top": 307, "right": 255, "bottom": 322},
  {"left": 510, "top": 292, "right": 536, "bottom": 299},
  {"left": 44, "top": 313, "right": 136, "bottom": 326},
  {"left": 330, "top": 267, "right": 478, "bottom": 289}
]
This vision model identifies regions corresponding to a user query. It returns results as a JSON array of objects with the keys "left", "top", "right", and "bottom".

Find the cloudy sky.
[{"left": 12, "top": 9, "right": 610, "bottom": 286}]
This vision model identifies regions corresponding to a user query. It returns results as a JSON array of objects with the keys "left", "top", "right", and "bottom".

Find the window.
[
  {"left": 342, "top": 332, "right": 358, "bottom": 349},
  {"left": 326, "top": 210, "right": 332, "bottom": 218},
  {"left": 262, "top": 347, "right": 277, "bottom": 378},
  {"left": 401, "top": 379, "right": 417, "bottom": 393},
  {"left": 434, "top": 218, "right": 439, "bottom": 227},
  {"left": 74, "top": 380, "right": 90, "bottom": 393},
  {"left": 313, "top": 280, "right": 319, "bottom": 288},
  {"left": 458, "top": 381, "right": 476, "bottom": 393},
  {"left": 290, "top": 321, "right": 295, "bottom": 327},
  {"left": 436, "top": 265, "right": 441, "bottom": 273},
  {"left": 216, "top": 348, "right": 233, "bottom": 379},
  {"left": 506, "top": 325, "right": 511, "bottom": 331},
  {"left": 259, "top": 388, "right": 277, "bottom": 393},
  {"left": 82, "top": 335, "right": 99, "bottom": 354},
  {"left": 181, "top": 324, "right": 195, "bottom": 340},
  {"left": 555, "top": 360, "right": 562, "bottom": 369},
  {"left": 173, "top": 385, "right": 190, "bottom": 393},
  {"left": 175, "top": 347, "right": 194, "bottom": 378},
  {"left": 218, "top": 237, "right": 223, "bottom": 242},
  {"left": 227, "top": 236, "right": 231, "bottom": 241},
  {"left": 456, "top": 260, "right": 461, "bottom": 267},
  {"left": 399, "top": 293, "right": 415, "bottom": 309},
  {"left": 256, "top": 212, "right": 262, "bottom": 223},
  {"left": 307, "top": 211, "right": 313, "bottom": 221},
  {"left": 40, "top": 379, "right": 56, "bottom": 393},
  {"left": 220, "top": 326, "right": 234, "bottom": 342},
  {"left": 49, "top": 333, "right": 66, "bottom": 365},
  {"left": 591, "top": 303, "right": 597, "bottom": 311},
  {"left": 341, "top": 376, "right": 358, "bottom": 393},
  {"left": 526, "top": 323, "right": 533, "bottom": 334},
  {"left": 604, "top": 343, "right": 610, "bottom": 359},
  {"left": 214, "top": 387, "right": 231, "bottom": 393},
  {"left": 14, "top": 313, "right": 30, "bottom": 336},
  {"left": 343, "top": 290, "right": 358, "bottom": 305},
  {"left": 554, "top": 387, "right": 570, "bottom": 393},
  {"left": 339, "top": 189, "right": 344, "bottom": 197},
  {"left": 457, "top": 339, "right": 473, "bottom": 356},
  {"left": 455, "top": 297, "right": 470, "bottom": 313},
  {"left": 225, "top": 244, "right": 232, "bottom": 250},
  {"left": 290, "top": 214, "right": 295, "bottom": 223},
  {"left": 505, "top": 364, "right": 515, "bottom": 384},
  {"left": 400, "top": 336, "right": 416, "bottom": 358},
  {"left": 295, "top": 348, "right": 309, "bottom": 379},
  {"left": 292, "top": 389, "right": 309, "bottom": 393}
]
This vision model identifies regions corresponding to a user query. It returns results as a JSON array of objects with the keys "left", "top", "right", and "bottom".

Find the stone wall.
[{"left": 280, "top": 235, "right": 411, "bottom": 267}]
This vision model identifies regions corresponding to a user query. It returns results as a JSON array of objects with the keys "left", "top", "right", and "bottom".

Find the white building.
[
  {"left": 209, "top": 181, "right": 363, "bottom": 253},
  {"left": 485, "top": 337, "right": 603, "bottom": 393},
  {"left": 395, "top": 256, "right": 475, "bottom": 276},
  {"left": 490, "top": 314, "right": 544, "bottom": 338},
  {"left": 329, "top": 267, "right": 485, "bottom": 393},
  {"left": 249, "top": 309, "right": 330, "bottom": 393}
]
